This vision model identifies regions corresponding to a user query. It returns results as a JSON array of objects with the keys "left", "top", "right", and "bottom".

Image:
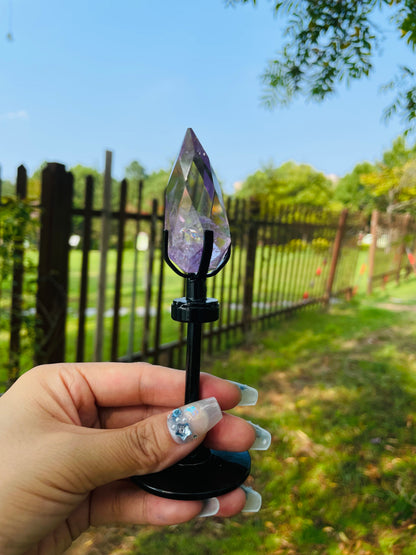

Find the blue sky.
[{"left": 0, "top": 0, "right": 415, "bottom": 193}]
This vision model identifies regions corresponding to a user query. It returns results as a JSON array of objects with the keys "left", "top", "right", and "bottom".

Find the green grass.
[
  {"left": 0, "top": 242, "right": 403, "bottom": 389},
  {"left": 65, "top": 248, "right": 185, "bottom": 361},
  {"left": 69, "top": 277, "right": 416, "bottom": 554},
  {"left": 1, "top": 244, "right": 345, "bottom": 374},
  {"left": 63, "top": 245, "right": 362, "bottom": 362}
]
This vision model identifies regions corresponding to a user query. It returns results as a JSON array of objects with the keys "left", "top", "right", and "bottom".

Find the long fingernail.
[
  {"left": 241, "top": 486, "right": 262, "bottom": 513},
  {"left": 198, "top": 497, "right": 220, "bottom": 518},
  {"left": 167, "top": 397, "right": 223, "bottom": 444},
  {"left": 229, "top": 381, "right": 258, "bottom": 406},
  {"left": 248, "top": 421, "right": 272, "bottom": 450}
]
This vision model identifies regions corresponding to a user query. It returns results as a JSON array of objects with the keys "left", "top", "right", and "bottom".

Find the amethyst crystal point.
[{"left": 165, "top": 128, "right": 231, "bottom": 275}]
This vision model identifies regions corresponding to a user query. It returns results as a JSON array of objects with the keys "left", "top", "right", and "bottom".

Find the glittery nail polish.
[{"left": 167, "top": 397, "right": 223, "bottom": 444}]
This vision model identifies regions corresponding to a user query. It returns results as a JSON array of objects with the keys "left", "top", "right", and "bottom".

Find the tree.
[
  {"left": 381, "top": 135, "right": 416, "bottom": 167},
  {"left": 142, "top": 169, "right": 170, "bottom": 212},
  {"left": 27, "top": 163, "right": 46, "bottom": 199},
  {"left": 228, "top": 0, "right": 416, "bottom": 131},
  {"left": 358, "top": 136, "right": 416, "bottom": 213},
  {"left": 361, "top": 159, "right": 416, "bottom": 214},
  {"left": 70, "top": 165, "right": 104, "bottom": 210},
  {"left": 124, "top": 161, "right": 169, "bottom": 212},
  {"left": 236, "top": 160, "right": 336, "bottom": 208},
  {"left": 0, "top": 178, "right": 15, "bottom": 197},
  {"left": 334, "top": 161, "right": 377, "bottom": 212},
  {"left": 125, "top": 160, "right": 148, "bottom": 210}
]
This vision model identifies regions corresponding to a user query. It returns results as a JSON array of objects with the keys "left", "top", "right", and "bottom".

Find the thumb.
[{"left": 76, "top": 397, "right": 223, "bottom": 489}]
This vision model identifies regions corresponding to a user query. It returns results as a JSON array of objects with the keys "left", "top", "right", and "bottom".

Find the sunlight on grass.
[{"left": 66, "top": 277, "right": 416, "bottom": 554}]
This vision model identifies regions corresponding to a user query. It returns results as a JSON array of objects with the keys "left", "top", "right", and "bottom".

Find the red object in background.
[
  {"left": 359, "top": 263, "right": 367, "bottom": 275},
  {"left": 406, "top": 249, "right": 416, "bottom": 275},
  {"left": 303, "top": 291, "right": 309, "bottom": 299},
  {"left": 352, "top": 285, "right": 358, "bottom": 296},
  {"left": 316, "top": 267, "right": 322, "bottom": 276}
]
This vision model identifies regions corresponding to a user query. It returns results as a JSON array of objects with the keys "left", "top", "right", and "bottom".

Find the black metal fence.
[{"left": 0, "top": 163, "right": 414, "bottom": 391}]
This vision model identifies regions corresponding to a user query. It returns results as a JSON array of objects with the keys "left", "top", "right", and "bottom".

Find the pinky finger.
[
  {"left": 90, "top": 481, "right": 203, "bottom": 526},
  {"left": 216, "top": 486, "right": 262, "bottom": 516},
  {"left": 216, "top": 487, "right": 247, "bottom": 517}
]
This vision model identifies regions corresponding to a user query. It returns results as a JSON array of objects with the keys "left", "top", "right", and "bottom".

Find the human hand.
[{"left": 0, "top": 363, "right": 262, "bottom": 555}]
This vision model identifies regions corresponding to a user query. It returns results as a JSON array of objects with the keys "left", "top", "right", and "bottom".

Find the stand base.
[{"left": 131, "top": 448, "right": 251, "bottom": 500}]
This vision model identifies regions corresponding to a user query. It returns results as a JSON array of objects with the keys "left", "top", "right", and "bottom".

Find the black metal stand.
[{"left": 131, "top": 230, "right": 250, "bottom": 500}]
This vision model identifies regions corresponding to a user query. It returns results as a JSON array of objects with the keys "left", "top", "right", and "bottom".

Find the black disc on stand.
[{"left": 131, "top": 448, "right": 251, "bottom": 500}]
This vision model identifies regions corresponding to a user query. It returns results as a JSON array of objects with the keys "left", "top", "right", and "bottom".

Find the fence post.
[
  {"left": 325, "top": 209, "right": 348, "bottom": 304},
  {"left": 8, "top": 165, "right": 27, "bottom": 384},
  {"left": 127, "top": 179, "right": 144, "bottom": 360},
  {"left": 94, "top": 150, "right": 112, "bottom": 362},
  {"left": 76, "top": 175, "right": 94, "bottom": 362},
  {"left": 142, "top": 199, "right": 158, "bottom": 359},
  {"left": 35, "top": 163, "right": 73, "bottom": 365},
  {"left": 367, "top": 209, "right": 379, "bottom": 295},
  {"left": 396, "top": 213, "right": 411, "bottom": 285},
  {"left": 242, "top": 200, "right": 259, "bottom": 333},
  {"left": 111, "top": 178, "right": 128, "bottom": 360}
]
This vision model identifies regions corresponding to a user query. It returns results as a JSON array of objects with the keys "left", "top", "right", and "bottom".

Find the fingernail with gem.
[
  {"left": 198, "top": 497, "right": 220, "bottom": 518},
  {"left": 229, "top": 381, "right": 258, "bottom": 406},
  {"left": 241, "top": 486, "right": 262, "bottom": 513},
  {"left": 248, "top": 421, "right": 272, "bottom": 450},
  {"left": 167, "top": 397, "right": 223, "bottom": 444}
]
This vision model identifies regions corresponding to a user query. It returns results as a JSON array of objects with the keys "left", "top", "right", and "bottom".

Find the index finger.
[{"left": 62, "top": 362, "right": 241, "bottom": 409}]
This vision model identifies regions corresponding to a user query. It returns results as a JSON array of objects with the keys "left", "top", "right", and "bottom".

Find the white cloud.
[{"left": 0, "top": 110, "right": 28, "bottom": 120}]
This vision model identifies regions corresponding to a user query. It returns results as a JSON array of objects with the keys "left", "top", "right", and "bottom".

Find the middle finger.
[{"left": 100, "top": 406, "right": 257, "bottom": 452}]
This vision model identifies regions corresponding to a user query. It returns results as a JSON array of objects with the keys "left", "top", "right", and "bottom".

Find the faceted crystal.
[{"left": 165, "top": 128, "right": 231, "bottom": 274}]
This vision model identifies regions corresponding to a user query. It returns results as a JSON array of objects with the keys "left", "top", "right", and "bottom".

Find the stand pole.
[
  {"left": 184, "top": 275, "right": 206, "bottom": 403},
  {"left": 132, "top": 234, "right": 251, "bottom": 499},
  {"left": 185, "top": 321, "right": 202, "bottom": 404}
]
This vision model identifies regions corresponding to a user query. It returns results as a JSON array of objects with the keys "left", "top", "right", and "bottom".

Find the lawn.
[
  {"left": 64, "top": 242, "right": 364, "bottom": 358},
  {"left": 67, "top": 276, "right": 416, "bottom": 554},
  {"left": 1, "top": 242, "right": 361, "bottom": 381}
]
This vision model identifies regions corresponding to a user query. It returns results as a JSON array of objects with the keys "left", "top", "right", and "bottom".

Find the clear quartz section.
[{"left": 165, "top": 128, "right": 231, "bottom": 274}]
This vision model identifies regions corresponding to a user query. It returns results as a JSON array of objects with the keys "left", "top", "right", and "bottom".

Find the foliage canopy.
[
  {"left": 228, "top": 0, "right": 416, "bottom": 131},
  {"left": 360, "top": 137, "right": 416, "bottom": 213},
  {"left": 333, "top": 161, "right": 377, "bottom": 213},
  {"left": 236, "top": 160, "right": 337, "bottom": 208},
  {"left": 333, "top": 136, "right": 416, "bottom": 214}
]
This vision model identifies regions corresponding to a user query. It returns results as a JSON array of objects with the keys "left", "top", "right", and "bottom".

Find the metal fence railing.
[{"left": 0, "top": 162, "right": 414, "bottom": 391}]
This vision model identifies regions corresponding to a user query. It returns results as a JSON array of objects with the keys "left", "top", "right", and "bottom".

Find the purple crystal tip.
[{"left": 164, "top": 128, "right": 231, "bottom": 275}]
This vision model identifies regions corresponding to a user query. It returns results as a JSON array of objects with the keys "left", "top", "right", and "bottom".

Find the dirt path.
[{"left": 377, "top": 302, "right": 416, "bottom": 312}]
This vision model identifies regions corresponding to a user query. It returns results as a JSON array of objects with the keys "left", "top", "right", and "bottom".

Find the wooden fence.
[{"left": 0, "top": 162, "right": 414, "bottom": 390}]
